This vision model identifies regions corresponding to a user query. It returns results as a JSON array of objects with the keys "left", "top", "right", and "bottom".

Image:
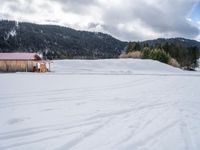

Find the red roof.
[{"left": 0, "top": 53, "right": 42, "bottom": 60}]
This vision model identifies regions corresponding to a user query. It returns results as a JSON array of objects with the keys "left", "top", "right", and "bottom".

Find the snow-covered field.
[{"left": 0, "top": 59, "right": 200, "bottom": 150}]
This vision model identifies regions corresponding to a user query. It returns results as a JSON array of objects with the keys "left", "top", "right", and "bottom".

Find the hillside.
[
  {"left": 0, "top": 20, "right": 200, "bottom": 61},
  {"left": 0, "top": 20, "right": 127, "bottom": 59},
  {"left": 125, "top": 38, "right": 200, "bottom": 69},
  {"left": 143, "top": 38, "right": 200, "bottom": 49}
]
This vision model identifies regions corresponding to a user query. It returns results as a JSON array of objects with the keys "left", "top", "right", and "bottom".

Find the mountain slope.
[
  {"left": 143, "top": 38, "right": 200, "bottom": 49},
  {"left": 0, "top": 20, "right": 127, "bottom": 59},
  {"left": 0, "top": 20, "right": 200, "bottom": 60}
]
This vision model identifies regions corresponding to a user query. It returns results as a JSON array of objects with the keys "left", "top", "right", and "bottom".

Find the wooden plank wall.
[{"left": 0, "top": 61, "right": 34, "bottom": 72}]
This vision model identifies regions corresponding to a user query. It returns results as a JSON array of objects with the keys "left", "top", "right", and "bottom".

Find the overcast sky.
[{"left": 0, "top": 0, "right": 200, "bottom": 41}]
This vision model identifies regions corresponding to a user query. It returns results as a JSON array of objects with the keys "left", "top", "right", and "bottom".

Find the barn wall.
[{"left": 0, "top": 61, "right": 35, "bottom": 72}]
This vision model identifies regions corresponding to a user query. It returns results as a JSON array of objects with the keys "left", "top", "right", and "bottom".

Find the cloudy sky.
[{"left": 0, "top": 0, "right": 200, "bottom": 41}]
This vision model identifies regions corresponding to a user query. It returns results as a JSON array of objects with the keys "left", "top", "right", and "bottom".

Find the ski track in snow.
[{"left": 0, "top": 59, "right": 200, "bottom": 150}]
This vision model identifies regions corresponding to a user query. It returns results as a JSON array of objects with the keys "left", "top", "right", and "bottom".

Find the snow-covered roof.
[{"left": 0, "top": 53, "right": 42, "bottom": 60}]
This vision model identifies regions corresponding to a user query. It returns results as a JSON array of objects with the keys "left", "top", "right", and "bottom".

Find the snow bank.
[{"left": 52, "top": 59, "right": 183, "bottom": 74}]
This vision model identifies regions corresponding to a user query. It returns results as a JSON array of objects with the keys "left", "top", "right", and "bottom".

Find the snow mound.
[{"left": 52, "top": 59, "right": 182, "bottom": 74}]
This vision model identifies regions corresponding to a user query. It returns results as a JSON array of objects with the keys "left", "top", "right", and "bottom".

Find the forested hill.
[
  {"left": 0, "top": 20, "right": 200, "bottom": 61},
  {"left": 143, "top": 38, "right": 200, "bottom": 49},
  {"left": 125, "top": 38, "right": 200, "bottom": 69},
  {"left": 0, "top": 20, "right": 127, "bottom": 59}
]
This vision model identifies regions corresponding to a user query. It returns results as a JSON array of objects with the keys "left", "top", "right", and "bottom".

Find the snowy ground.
[{"left": 0, "top": 59, "right": 200, "bottom": 150}]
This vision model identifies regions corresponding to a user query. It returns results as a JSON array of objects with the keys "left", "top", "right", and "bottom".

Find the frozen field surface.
[{"left": 0, "top": 59, "right": 200, "bottom": 150}]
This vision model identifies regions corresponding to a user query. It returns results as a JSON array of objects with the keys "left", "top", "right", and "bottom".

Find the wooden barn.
[{"left": 0, "top": 53, "right": 50, "bottom": 72}]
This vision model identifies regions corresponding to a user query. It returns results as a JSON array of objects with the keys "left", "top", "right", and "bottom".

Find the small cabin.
[{"left": 0, "top": 53, "right": 50, "bottom": 72}]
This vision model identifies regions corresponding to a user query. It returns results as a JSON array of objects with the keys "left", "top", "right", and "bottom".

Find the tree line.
[{"left": 122, "top": 41, "right": 200, "bottom": 70}]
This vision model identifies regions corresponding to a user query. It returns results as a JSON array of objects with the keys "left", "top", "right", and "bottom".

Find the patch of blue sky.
[{"left": 189, "top": 2, "right": 200, "bottom": 22}]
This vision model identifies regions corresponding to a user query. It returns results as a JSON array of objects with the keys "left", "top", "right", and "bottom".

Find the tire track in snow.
[
  {"left": 0, "top": 120, "right": 100, "bottom": 140},
  {"left": 54, "top": 119, "right": 111, "bottom": 150},
  {"left": 0, "top": 76, "right": 150, "bottom": 100},
  {"left": 0, "top": 120, "right": 104, "bottom": 149},
  {"left": 167, "top": 78, "right": 199, "bottom": 150},
  {"left": 0, "top": 132, "right": 78, "bottom": 150},
  {"left": 0, "top": 77, "right": 155, "bottom": 108},
  {"left": 84, "top": 101, "right": 172, "bottom": 122},
  {"left": 123, "top": 120, "right": 179, "bottom": 150}
]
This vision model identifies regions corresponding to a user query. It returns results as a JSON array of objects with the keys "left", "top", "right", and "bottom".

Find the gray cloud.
[
  {"left": 8, "top": 2, "right": 36, "bottom": 14},
  {"left": 87, "top": 23, "right": 100, "bottom": 29},
  {"left": 138, "top": 1, "right": 199, "bottom": 36},
  {"left": 52, "top": 0, "right": 96, "bottom": 4},
  {"left": 0, "top": 0, "right": 36, "bottom": 14},
  {"left": 102, "top": 24, "right": 145, "bottom": 41},
  {"left": 50, "top": 0, "right": 98, "bottom": 14},
  {"left": 100, "top": 0, "right": 199, "bottom": 40},
  {"left": 0, "top": 0, "right": 19, "bottom": 4},
  {"left": 0, "top": 0, "right": 199, "bottom": 41}
]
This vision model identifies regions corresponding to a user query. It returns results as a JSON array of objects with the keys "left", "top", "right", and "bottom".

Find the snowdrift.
[{"left": 52, "top": 59, "right": 183, "bottom": 74}]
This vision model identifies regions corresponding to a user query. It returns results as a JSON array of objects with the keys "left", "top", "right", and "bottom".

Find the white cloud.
[{"left": 0, "top": 0, "right": 199, "bottom": 41}]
